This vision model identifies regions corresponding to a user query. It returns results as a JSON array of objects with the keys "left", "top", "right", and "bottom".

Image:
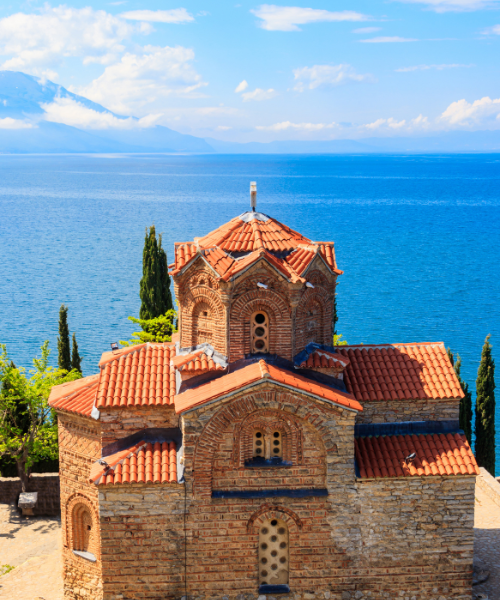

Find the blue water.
[{"left": 0, "top": 153, "right": 499, "bottom": 465}]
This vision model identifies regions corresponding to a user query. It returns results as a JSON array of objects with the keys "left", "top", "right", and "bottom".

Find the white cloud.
[
  {"left": 251, "top": 4, "right": 369, "bottom": 31},
  {"left": 363, "top": 114, "right": 430, "bottom": 131},
  {"left": 482, "top": 24, "right": 500, "bottom": 34},
  {"left": 0, "top": 5, "right": 138, "bottom": 74},
  {"left": 353, "top": 27, "right": 381, "bottom": 34},
  {"left": 120, "top": 9, "right": 194, "bottom": 23},
  {"left": 440, "top": 96, "right": 500, "bottom": 125},
  {"left": 256, "top": 121, "right": 337, "bottom": 131},
  {"left": 74, "top": 45, "right": 207, "bottom": 116},
  {"left": 396, "top": 63, "right": 473, "bottom": 72},
  {"left": 0, "top": 117, "right": 35, "bottom": 129},
  {"left": 235, "top": 80, "right": 249, "bottom": 93},
  {"left": 241, "top": 88, "right": 278, "bottom": 101},
  {"left": 293, "top": 64, "right": 374, "bottom": 91},
  {"left": 41, "top": 96, "right": 161, "bottom": 129},
  {"left": 360, "top": 36, "right": 418, "bottom": 43},
  {"left": 216, "top": 125, "right": 232, "bottom": 130},
  {"left": 395, "top": 0, "right": 498, "bottom": 12}
]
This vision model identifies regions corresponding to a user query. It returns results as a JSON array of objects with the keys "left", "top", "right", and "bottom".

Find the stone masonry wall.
[
  {"left": 355, "top": 397, "right": 459, "bottom": 424},
  {"left": 98, "top": 483, "right": 186, "bottom": 600},
  {"left": 99, "top": 405, "right": 179, "bottom": 448},
  {"left": 0, "top": 472, "right": 60, "bottom": 515},
  {"left": 58, "top": 412, "right": 103, "bottom": 600}
]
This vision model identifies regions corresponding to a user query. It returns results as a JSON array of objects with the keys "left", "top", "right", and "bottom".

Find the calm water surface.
[{"left": 0, "top": 153, "right": 499, "bottom": 465}]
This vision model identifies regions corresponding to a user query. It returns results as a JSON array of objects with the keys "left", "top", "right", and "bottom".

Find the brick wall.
[
  {"left": 58, "top": 412, "right": 103, "bottom": 600},
  {"left": 0, "top": 473, "right": 60, "bottom": 515},
  {"left": 355, "top": 397, "right": 459, "bottom": 424},
  {"left": 99, "top": 405, "right": 179, "bottom": 448},
  {"left": 98, "top": 484, "right": 186, "bottom": 600}
]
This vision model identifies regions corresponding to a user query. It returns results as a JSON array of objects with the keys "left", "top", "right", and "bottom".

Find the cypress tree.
[
  {"left": 475, "top": 335, "right": 496, "bottom": 476},
  {"left": 139, "top": 226, "right": 173, "bottom": 320},
  {"left": 57, "top": 304, "right": 71, "bottom": 372},
  {"left": 455, "top": 354, "right": 473, "bottom": 445},
  {"left": 71, "top": 333, "right": 82, "bottom": 374}
]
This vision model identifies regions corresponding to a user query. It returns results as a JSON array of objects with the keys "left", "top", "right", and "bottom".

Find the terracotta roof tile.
[
  {"left": 96, "top": 343, "right": 176, "bottom": 409},
  {"left": 221, "top": 248, "right": 305, "bottom": 283},
  {"left": 198, "top": 214, "right": 311, "bottom": 254},
  {"left": 89, "top": 441, "right": 178, "bottom": 485},
  {"left": 315, "top": 242, "right": 342, "bottom": 274},
  {"left": 172, "top": 350, "right": 224, "bottom": 373},
  {"left": 299, "top": 349, "right": 350, "bottom": 370},
  {"left": 338, "top": 343, "right": 464, "bottom": 402},
  {"left": 48, "top": 374, "right": 99, "bottom": 417},
  {"left": 202, "top": 246, "right": 234, "bottom": 277},
  {"left": 170, "top": 242, "right": 198, "bottom": 275},
  {"left": 355, "top": 432, "right": 479, "bottom": 479},
  {"left": 174, "top": 359, "right": 362, "bottom": 414}
]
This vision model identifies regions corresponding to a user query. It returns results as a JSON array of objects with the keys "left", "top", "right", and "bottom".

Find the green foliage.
[
  {"left": 57, "top": 304, "right": 71, "bottom": 372},
  {"left": 475, "top": 335, "right": 496, "bottom": 476},
  {"left": 0, "top": 342, "right": 81, "bottom": 491},
  {"left": 447, "top": 347, "right": 473, "bottom": 445},
  {"left": 139, "top": 225, "right": 173, "bottom": 320},
  {"left": 0, "top": 565, "right": 14, "bottom": 577},
  {"left": 71, "top": 333, "right": 82, "bottom": 374},
  {"left": 333, "top": 334, "right": 348, "bottom": 346},
  {"left": 120, "top": 310, "right": 177, "bottom": 347}
]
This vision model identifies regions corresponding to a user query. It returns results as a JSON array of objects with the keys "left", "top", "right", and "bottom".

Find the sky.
[{"left": 0, "top": 0, "right": 500, "bottom": 141}]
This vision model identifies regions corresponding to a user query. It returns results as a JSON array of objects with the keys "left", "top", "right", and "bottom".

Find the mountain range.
[{"left": 1, "top": 71, "right": 500, "bottom": 154}]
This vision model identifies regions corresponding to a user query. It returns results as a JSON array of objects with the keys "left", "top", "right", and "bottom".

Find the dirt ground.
[{"left": 0, "top": 485, "right": 499, "bottom": 600}]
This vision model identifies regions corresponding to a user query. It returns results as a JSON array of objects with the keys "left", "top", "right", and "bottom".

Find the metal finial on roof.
[{"left": 250, "top": 181, "right": 257, "bottom": 212}]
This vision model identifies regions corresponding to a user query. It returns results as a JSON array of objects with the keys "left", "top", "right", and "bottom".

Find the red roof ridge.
[
  {"left": 99, "top": 341, "right": 175, "bottom": 368},
  {"left": 48, "top": 374, "right": 100, "bottom": 418},
  {"left": 342, "top": 341, "right": 446, "bottom": 350},
  {"left": 174, "top": 360, "right": 362, "bottom": 414}
]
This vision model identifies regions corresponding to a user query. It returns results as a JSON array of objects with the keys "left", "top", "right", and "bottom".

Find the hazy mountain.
[
  {"left": 1, "top": 71, "right": 500, "bottom": 154},
  {"left": 0, "top": 71, "right": 214, "bottom": 153},
  {"left": 206, "top": 131, "right": 500, "bottom": 154}
]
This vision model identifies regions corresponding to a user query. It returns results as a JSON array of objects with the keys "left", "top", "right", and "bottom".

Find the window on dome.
[
  {"left": 251, "top": 311, "right": 269, "bottom": 353},
  {"left": 259, "top": 519, "right": 289, "bottom": 589},
  {"left": 193, "top": 302, "right": 213, "bottom": 345}
]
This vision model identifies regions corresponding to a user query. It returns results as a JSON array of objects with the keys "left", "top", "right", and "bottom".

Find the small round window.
[
  {"left": 253, "top": 431, "right": 264, "bottom": 457},
  {"left": 251, "top": 312, "right": 269, "bottom": 353}
]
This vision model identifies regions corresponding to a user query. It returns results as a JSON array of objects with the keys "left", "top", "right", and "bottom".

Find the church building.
[{"left": 49, "top": 186, "right": 479, "bottom": 600}]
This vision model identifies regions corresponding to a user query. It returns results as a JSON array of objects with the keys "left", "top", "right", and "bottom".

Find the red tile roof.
[
  {"left": 198, "top": 213, "right": 311, "bottom": 253},
  {"left": 170, "top": 242, "right": 198, "bottom": 275},
  {"left": 203, "top": 246, "right": 234, "bottom": 276},
  {"left": 48, "top": 374, "right": 99, "bottom": 417},
  {"left": 96, "top": 343, "right": 176, "bottom": 409},
  {"left": 355, "top": 433, "right": 479, "bottom": 479},
  {"left": 220, "top": 248, "right": 305, "bottom": 284},
  {"left": 299, "top": 349, "right": 350, "bottom": 370},
  {"left": 174, "top": 359, "right": 362, "bottom": 414},
  {"left": 338, "top": 343, "right": 463, "bottom": 402},
  {"left": 89, "top": 441, "right": 178, "bottom": 485},
  {"left": 172, "top": 349, "right": 224, "bottom": 373}
]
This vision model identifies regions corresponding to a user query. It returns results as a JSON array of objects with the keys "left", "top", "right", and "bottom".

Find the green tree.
[
  {"left": 139, "top": 226, "right": 173, "bottom": 320},
  {"left": 0, "top": 342, "right": 81, "bottom": 491},
  {"left": 447, "top": 348, "right": 473, "bottom": 445},
  {"left": 57, "top": 304, "right": 71, "bottom": 371},
  {"left": 475, "top": 335, "right": 496, "bottom": 476},
  {"left": 71, "top": 333, "right": 82, "bottom": 374},
  {"left": 120, "top": 311, "right": 176, "bottom": 347}
]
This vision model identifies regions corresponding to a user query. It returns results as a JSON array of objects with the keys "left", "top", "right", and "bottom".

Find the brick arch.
[
  {"left": 65, "top": 493, "right": 100, "bottom": 559},
  {"left": 192, "top": 389, "right": 338, "bottom": 497},
  {"left": 230, "top": 291, "right": 292, "bottom": 361},
  {"left": 247, "top": 504, "right": 303, "bottom": 533},
  {"left": 295, "top": 287, "right": 333, "bottom": 353},
  {"left": 181, "top": 286, "right": 226, "bottom": 353},
  {"left": 232, "top": 408, "right": 303, "bottom": 467}
]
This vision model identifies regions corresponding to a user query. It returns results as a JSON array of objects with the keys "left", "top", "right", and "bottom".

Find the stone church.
[{"left": 49, "top": 191, "right": 479, "bottom": 600}]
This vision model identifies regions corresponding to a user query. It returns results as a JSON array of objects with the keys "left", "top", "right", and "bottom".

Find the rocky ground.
[{"left": 0, "top": 485, "right": 499, "bottom": 600}]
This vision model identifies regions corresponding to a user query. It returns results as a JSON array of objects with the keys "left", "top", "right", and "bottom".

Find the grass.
[{"left": 0, "top": 564, "right": 15, "bottom": 577}]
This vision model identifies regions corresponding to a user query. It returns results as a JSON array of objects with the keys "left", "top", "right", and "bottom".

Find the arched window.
[
  {"left": 259, "top": 518, "right": 289, "bottom": 588},
  {"left": 253, "top": 431, "right": 265, "bottom": 457},
  {"left": 193, "top": 301, "right": 213, "bottom": 345},
  {"left": 72, "top": 503, "right": 93, "bottom": 553},
  {"left": 251, "top": 311, "right": 269, "bottom": 353}
]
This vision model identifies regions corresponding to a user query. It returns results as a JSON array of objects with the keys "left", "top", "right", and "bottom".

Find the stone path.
[
  {"left": 0, "top": 484, "right": 499, "bottom": 600},
  {"left": 0, "top": 504, "right": 63, "bottom": 600}
]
